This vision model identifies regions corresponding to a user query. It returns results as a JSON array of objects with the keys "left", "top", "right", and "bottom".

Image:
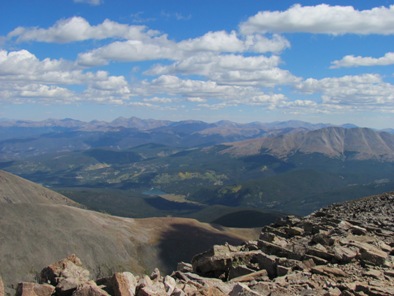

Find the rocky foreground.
[{"left": 3, "top": 192, "right": 394, "bottom": 296}]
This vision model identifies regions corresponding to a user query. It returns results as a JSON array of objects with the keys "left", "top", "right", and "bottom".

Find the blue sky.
[{"left": 1, "top": 0, "right": 394, "bottom": 128}]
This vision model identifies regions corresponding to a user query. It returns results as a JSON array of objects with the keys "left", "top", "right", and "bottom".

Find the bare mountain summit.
[{"left": 224, "top": 127, "right": 394, "bottom": 161}]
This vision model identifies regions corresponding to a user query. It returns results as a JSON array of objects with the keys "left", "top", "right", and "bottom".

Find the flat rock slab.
[{"left": 311, "top": 265, "right": 347, "bottom": 278}]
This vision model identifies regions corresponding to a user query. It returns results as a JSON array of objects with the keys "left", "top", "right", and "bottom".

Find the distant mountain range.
[
  {"left": 0, "top": 117, "right": 362, "bottom": 160},
  {"left": 1, "top": 117, "right": 394, "bottom": 217},
  {"left": 0, "top": 117, "right": 336, "bottom": 130}
]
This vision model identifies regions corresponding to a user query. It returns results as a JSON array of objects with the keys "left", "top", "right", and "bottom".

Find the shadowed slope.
[{"left": 147, "top": 219, "right": 259, "bottom": 274}]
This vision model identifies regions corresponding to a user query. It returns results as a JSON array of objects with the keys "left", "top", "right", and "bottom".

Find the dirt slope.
[
  {"left": 0, "top": 170, "right": 258, "bottom": 290},
  {"left": 0, "top": 170, "right": 80, "bottom": 206}
]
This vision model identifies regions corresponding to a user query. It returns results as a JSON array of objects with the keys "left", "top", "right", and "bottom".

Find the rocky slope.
[
  {"left": 7, "top": 192, "right": 394, "bottom": 296},
  {"left": 0, "top": 171, "right": 258, "bottom": 294}
]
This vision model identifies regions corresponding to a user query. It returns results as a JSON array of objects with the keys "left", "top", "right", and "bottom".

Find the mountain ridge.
[
  {"left": 0, "top": 170, "right": 80, "bottom": 207},
  {"left": 223, "top": 126, "right": 394, "bottom": 161}
]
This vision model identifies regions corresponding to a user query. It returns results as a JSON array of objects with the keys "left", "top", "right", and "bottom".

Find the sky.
[{"left": 1, "top": 0, "right": 394, "bottom": 128}]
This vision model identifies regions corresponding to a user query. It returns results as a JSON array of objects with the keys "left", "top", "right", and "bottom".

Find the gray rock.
[
  {"left": 258, "top": 240, "right": 302, "bottom": 260},
  {"left": 228, "top": 265, "right": 256, "bottom": 280},
  {"left": 254, "top": 252, "right": 277, "bottom": 278},
  {"left": 311, "top": 232, "right": 334, "bottom": 246},
  {"left": 276, "top": 265, "right": 291, "bottom": 277}
]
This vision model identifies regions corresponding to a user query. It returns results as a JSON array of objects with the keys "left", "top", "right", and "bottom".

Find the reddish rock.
[
  {"left": 229, "top": 283, "right": 261, "bottom": 296},
  {"left": 229, "top": 269, "right": 268, "bottom": 283},
  {"left": 16, "top": 282, "right": 55, "bottom": 296},
  {"left": 40, "top": 254, "right": 90, "bottom": 296},
  {"left": 73, "top": 281, "right": 110, "bottom": 296},
  {"left": 311, "top": 265, "right": 347, "bottom": 277},
  {"left": 350, "top": 241, "right": 388, "bottom": 266},
  {"left": 0, "top": 276, "right": 4, "bottom": 296},
  {"left": 163, "top": 275, "right": 176, "bottom": 295},
  {"left": 112, "top": 272, "right": 137, "bottom": 296},
  {"left": 136, "top": 280, "right": 166, "bottom": 296},
  {"left": 332, "top": 245, "right": 357, "bottom": 263},
  {"left": 40, "top": 254, "right": 86, "bottom": 285}
]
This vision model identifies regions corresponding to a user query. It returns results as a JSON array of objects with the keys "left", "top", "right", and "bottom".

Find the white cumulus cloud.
[
  {"left": 78, "top": 38, "right": 178, "bottom": 66},
  {"left": 331, "top": 52, "right": 394, "bottom": 68},
  {"left": 135, "top": 74, "right": 290, "bottom": 109},
  {"left": 146, "top": 53, "right": 299, "bottom": 87},
  {"left": 296, "top": 74, "right": 394, "bottom": 107},
  {"left": 240, "top": 4, "right": 394, "bottom": 35},
  {"left": 0, "top": 49, "right": 132, "bottom": 104},
  {"left": 8, "top": 17, "right": 156, "bottom": 43}
]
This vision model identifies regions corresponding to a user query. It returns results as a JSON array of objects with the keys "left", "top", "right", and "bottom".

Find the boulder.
[
  {"left": 332, "top": 245, "right": 357, "bottom": 263},
  {"left": 191, "top": 245, "right": 260, "bottom": 279},
  {"left": 16, "top": 282, "right": 55, "bottom": 296},
  {"left": 149, "top": 268, "right": 161, "bottom": 281},
  {"left": 350, "top": 241, "right": 388, "bottom": 266},
  {"left": 136, "top": 281, "right": 167, "bottom": 296},
  {"left": 228, "top": 265, "right": 255, "bottom": 280},
  {"left": 254, "top": 252, "right": 277, "bottom": 278},
  {"left": 229, "top": 283, "right": 261, "bottom": 296},
  {"left": 276, "top": 265, "right": 291, "bottom": 277},
  {"left": 112, "top": 272, "right": 138, "bottom": 296},
  {"left": 163, "top": 275, "right": 176, "bottom": 295},
  {"left": 40, "top": 254, "right": 90, "bottom": 296},
  {"left": 306, "top": 244, "right": 334, "bottom": 261},
  {"left": 72, "top": 281, "right": 110, "bottom": 296},
  {"left": 285, "top": 226, "right": 304, "bottom": 237},
  {"left": 311, "top": 232, "right": 334, "bottom": 246},
  {"left": 258, "top": 240, "right": 302, "bottom": 260}
]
